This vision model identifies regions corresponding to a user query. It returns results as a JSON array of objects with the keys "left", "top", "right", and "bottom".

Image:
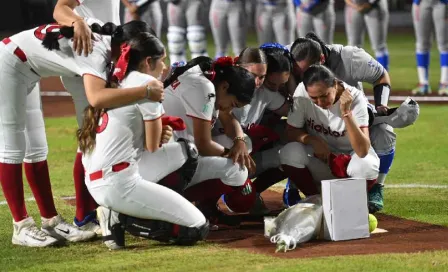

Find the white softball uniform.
[
  {"left": 280, "top": 82, "right": 379, "bottom": 181},
  {"left": 213, "top": 85, "right": 286, "bottom": 176},
  {"left": 163, "top": 65, "right": 220, "bottom": 142},
  {"left": 82, "top": 71, "right": 205, "bottom": 228},
  {"left": 213, "top": 85, "right": 286, "bottom": 135},
  {"left": 64, "top": 0, "right": 120, "bottom": 128},
  {"left": 163, "top": 65, "right": 248, "bottom": 187},
  {"left": 0, "top": 28, "right": 110, "bottom": 164}
]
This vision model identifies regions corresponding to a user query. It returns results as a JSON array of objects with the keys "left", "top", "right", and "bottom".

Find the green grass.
[
  {"left": 0, "top": 105, "right": 447, "bottom": 271},
  {"left": 192, "top": 30, "right": 442, "bottom": 91},
  {"left": 2, "top": 30, "right": 448, "bottom": 270}
]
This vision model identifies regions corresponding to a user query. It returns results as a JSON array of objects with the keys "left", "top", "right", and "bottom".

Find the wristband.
[
  {"left": 233, "top": 136, "right": 246, "bottom": 143},
  {"left": 373, "top": 83, "right": 391, "bottom": 107}
]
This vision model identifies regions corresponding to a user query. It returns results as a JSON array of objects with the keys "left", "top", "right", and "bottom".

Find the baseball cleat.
[
  {"left": 73, "top": 210, "right": 102, "bottom": 236},
  {"left": 12, "top": 217, "right": 59, "bottom": 247},
  {"left": 438, "top": 84, "right": 448, "bottom": 96},
  {"left": 41, "top": 214, "right": 96, "bottom": 242},
  {"left": 368, "top": 183, "right": 384, "bottom": 214},
  {"left": 248, "top": 193, "right": 270, "bottom": 216},
  {"left": 411, "top": 84, "right": 431, "bottom": 95},
  {"left": 97, "top": 206, "right": 125, "bottom": 250}
]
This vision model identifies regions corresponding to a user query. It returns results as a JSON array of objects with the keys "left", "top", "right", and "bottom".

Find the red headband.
[{"left": 113, "top": 43, "right": 132, "bottom": 82}]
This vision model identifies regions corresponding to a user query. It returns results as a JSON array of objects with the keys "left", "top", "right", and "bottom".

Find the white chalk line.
[
  {"left": 0, "top": 184, "right": 446, "bottom": 206},
  {"left": 40, "top": 92, "right": 448, "bottom": 102}
]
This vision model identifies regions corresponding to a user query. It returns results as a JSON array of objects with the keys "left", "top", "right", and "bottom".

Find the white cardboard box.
[{"left": 321, "top": 178, "right": 370, "bottom": 241}]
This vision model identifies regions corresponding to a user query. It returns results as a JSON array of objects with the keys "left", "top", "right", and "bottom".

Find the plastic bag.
[{"left": 268, "top": 195, "right": 323, "bottom": 252}]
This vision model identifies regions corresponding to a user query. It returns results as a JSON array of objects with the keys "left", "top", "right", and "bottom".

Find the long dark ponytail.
[{"left": 42, "top": 21, "right": 155, "bottom": 51}]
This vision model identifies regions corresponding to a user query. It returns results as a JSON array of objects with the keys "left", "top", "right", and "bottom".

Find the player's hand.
[
  {"left": 161, "top": 125, "right": 173, "bottom": 144},
  {"left": 357, "top": 3, "right": 372, "bottom": 13},
  {"left": 375, "top": 105, "right": 389, "bottom": 116},
  {"left": 128, "top": 4, "right": 138, "bottom": 14},
  {"left": 310, "top": 136, "right": 331, "bottom": 163},
  {"left": 73, "top": 19, "right": 93, "bottom": 57},
  {"left": 146, "top": 80, "right": 164, "bottom": 102},
  {"left": 339, "top": 88, "right": 353, "bottom": 116},
  {"left": 228, "top": 140, "right": 256, "bottom": 174}
]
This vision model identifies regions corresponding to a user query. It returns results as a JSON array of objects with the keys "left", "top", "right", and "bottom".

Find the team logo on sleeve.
[
  {"left": 171, "top": 80, "right": 181, "bottom": 90},
  {"left": 307, "top": 118, "right": 346, "bottom": 138},
  {"left": 367, "top": 58, "right": 383, "bottom": 73}
]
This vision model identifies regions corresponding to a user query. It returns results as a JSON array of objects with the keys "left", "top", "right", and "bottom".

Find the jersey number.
[
  {"left": 96, "top": 112, "right": 109, "bottom": 133},
  {"left": 34, "top": 23, "right": 63, "bottom": 41}
]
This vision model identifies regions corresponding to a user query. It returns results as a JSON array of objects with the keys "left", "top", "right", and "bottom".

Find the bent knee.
[
  {"left": 23, "top": 147, "right": 48, "bottom": 163},
  {"left": 347, "top": 152, "right": 380, "bottom": 180},
  {"left": 220, "top": 160, "right": 249, "bottom": 186},
  {"left": 370, "top": 124, "right": 396, "bottom": 154},
  {"left": 279, "top": 142, "right": 309, "bottom": 168}
]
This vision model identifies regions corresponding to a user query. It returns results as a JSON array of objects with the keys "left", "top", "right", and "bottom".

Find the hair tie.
[
  {"left": 171, "top": 61, "right": 186, "bottom": 69},
  {"left": 260, "top": 42, "right": 289, "bottom": 53},
  {"left": 112, "top": 43, "right": 131, "bottom": 82},
  {"left": 214, "top": 56, "right": 235, "bottom": 67}
]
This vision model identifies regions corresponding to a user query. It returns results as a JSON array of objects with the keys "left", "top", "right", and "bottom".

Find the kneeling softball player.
[
  {"left": 280, "top": 65, "right": 380, "bottom": 196},
  {"left": 0, "top": 19, "right": 166, "bottom": 246},
  {"left": 79, "top": 33, "right": 209, "bottom": 250},
  {"left": 162, "top": 57, "right": 257, "bottom": 224}
]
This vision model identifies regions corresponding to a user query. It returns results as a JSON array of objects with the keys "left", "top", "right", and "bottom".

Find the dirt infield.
[
  {"left": 62, "top": 190, "right": 448, "bottom": 258},
  {"left": 207, "top": 191, "right": 448, "bottom": 258}
]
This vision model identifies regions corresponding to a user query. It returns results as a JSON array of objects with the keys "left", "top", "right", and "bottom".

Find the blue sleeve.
[
  {"left": 293, "top": 0, "right": 301, "bottom": 7},
  {"left": 413, "top": 0, "right": 421, "bottom": 4},
  {"left": 303, "top": 0, "right": 320, "bottom": 11}
]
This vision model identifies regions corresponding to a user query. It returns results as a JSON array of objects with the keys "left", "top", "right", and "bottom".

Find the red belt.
[
  {"left": 89, "top": 162, "right": 130, "bottom": 181},
  {"left": 2, "top": 38, "right": 27, "bottom": 62}
]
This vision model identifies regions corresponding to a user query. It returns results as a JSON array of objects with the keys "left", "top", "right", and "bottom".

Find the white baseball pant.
[
  {"left": 279, "top": 142, "right": 380, "bottom": 182},
  {"left": 85, "top": 163, "right": 206, "bottom": 228}
]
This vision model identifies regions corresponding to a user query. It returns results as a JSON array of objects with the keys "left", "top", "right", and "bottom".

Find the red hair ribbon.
[
  {"left": 206, "top": 56, "right": 235, "bottom": 82},
  {"left": 113, "top": 43, "right": 132, "bottom": 82}
]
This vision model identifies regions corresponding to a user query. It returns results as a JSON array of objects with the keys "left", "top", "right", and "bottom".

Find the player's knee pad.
[
  {"left": 167, "top": 26, "right": 187, "bottom": 63},
  {"left": 118, "top": 213, "right": 174, "bottom": 243},
  {"left": 176, "top": 138, "right": 199, "bottom": 185},
  {"left": 279, "top": 142, "right": 309, "bottom": 168},
  {"left": 186, "top": 25, "right": 208, "bottom": 58},
  {"left": 175, "top": 221, "right": 210, "bottom": 246},
  {"left": 118, "top": 213, "right": 209, "bottom": 245}
]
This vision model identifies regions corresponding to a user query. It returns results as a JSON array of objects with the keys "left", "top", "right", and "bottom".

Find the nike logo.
[
  {"left": 25, "top": 233, "right": 47, "bottom": 242},
  {"left": 56, "top": 228, "right": 70, "bottom": 234}
]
